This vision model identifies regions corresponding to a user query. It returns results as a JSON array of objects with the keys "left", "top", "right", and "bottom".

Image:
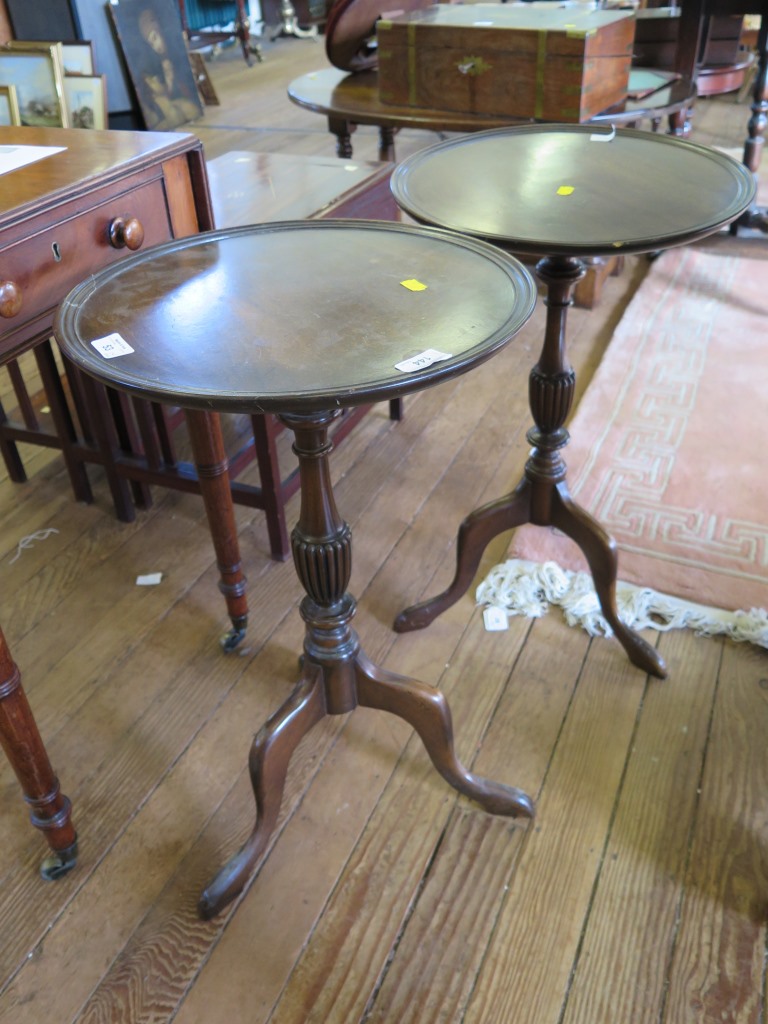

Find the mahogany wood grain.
[{"left": 376, "top": 6, "right": 636, "bottom": 123}]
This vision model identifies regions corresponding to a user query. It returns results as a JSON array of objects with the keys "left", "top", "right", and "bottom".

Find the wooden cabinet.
[
  {"left": 0, "top": 127, "right": 212, "bottom": 507},
  {"left": 0, "top": 128, "right": 250, "bottom": 644},
  {"left": 0, "top": 127, "right": 211, "bottom": 364}
]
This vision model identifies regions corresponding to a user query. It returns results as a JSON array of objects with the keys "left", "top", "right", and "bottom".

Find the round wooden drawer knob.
[
  {"left": 108, "top": 216, "right": 145, "bottom": 251},
  {"left": 0, "top": 280, "right": 23, "bottom": 318}
]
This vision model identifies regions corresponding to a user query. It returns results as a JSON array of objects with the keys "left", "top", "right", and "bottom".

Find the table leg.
[
  {"left": 198, "top": 409, "right": 533, "bottom": 919},
  {"left": 0, "top": 627, "right": 77, "bottom": 880},
  {"left": 184, "top": 409, "right": 248, "bottom": 651},
  {"left": 395, "top": 256, "right": 666, "bottom": 680},
  {"left": 732, "top": 16, "right": 768, "bottom": 235},
  {"left": 378, "top": 126, "right": 396, "bottom": 162},
  {"left": 667, "top": 108, "right": 692, "bottom": 138},
  {"left": 328, "top": 116, "right": 356, "bottom": 158}
]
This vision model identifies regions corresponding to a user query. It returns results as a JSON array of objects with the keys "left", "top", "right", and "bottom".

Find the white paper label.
[
  {"left": 91, "top": 333, "right": 134, "bottom": 358},
  {"left": 395, "top": 349, "right": 452, "bottom": 373},
  {"left": 483, "top": 606, "right": 509, "bottom": 632},
  {"left": 136, "top": 572, "right": 163, "bottom": 586}
]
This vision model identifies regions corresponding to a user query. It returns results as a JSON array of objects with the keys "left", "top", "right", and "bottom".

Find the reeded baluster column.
[
  {"left": 282, "top": 410, "right": 359, "bottom": 715},
  {"left": 525, "top": 256, "right": 584, "bottom": 520}
]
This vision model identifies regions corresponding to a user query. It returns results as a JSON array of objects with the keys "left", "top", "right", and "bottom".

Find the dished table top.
[
  {"left": 54, "top": 219, "right": 537, "bottom": 414},
  {"left": 390, "top": 124, "right": 756, "bottom": 257}
]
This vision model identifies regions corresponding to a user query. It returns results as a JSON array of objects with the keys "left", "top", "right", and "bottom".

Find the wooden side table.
[
  {"left": 390, "top": 125, "right": 755, "bottom": 679},
  {"left": 54, "top": 219, "right": 537, "bottom": 918},
  {"left": 287, "top": 67, "right": 698, "bottom": 162}
]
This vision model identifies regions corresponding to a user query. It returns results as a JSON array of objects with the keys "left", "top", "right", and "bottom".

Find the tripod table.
[
  {"left": 54, "top": 219, "right": 537, "bottom": 918},
  {"left": 390, "top": 125, "right": 756, "bottom": 679}
]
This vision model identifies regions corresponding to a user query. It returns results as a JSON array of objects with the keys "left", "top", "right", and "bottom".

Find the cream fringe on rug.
[{"left": 476, "top": 559, "right": 768, "bottom": 650}]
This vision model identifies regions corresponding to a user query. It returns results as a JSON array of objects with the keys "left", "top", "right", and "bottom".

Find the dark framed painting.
[
  {"left": 108, "top": 0, "right": 204, "bottom": 131},
  {"left": 5, "top": 0, "right": 82, "bottom": 40}
]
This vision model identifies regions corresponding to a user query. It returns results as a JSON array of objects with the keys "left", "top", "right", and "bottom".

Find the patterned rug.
[{"left": 496, "top": 244, "right": 768, "bottom": 618}]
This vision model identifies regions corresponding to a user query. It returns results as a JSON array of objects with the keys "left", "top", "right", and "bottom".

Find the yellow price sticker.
[{"left": 400, "top": 279, "right": 428, "bottom": 291}]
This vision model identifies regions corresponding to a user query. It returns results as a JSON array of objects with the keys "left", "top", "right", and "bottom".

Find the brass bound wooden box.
[{"left": 377, "top": 4, "right": 636, "bottom": 122}]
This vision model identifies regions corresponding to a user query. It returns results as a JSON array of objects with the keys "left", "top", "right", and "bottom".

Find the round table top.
[
  {"left": 54, "top": 220, "right": 537, "bottom": 414},
  {"left": 390, "top": 124, "right": 756, "bottom": 257},
  {"left": 287, "top": 68, "right": 697, "bottom": 135}
]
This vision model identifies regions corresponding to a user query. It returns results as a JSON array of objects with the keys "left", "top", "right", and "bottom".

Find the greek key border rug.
[{"left": 489, "top": 245, "right": 768, "bottom": 627}]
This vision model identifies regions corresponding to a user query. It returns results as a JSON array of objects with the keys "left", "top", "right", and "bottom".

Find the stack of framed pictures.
[
  {"left": 0, "top": 0, "right": 109, "bottom": 131},
  {"left": 0, "top": 41, "right": 70, "bottom": 127},
  {"left": 60, "top": 42, "right": 108, "bottom": 129},
  {"left": 0, "top": 40, "right": 107, "bottom": 130}
]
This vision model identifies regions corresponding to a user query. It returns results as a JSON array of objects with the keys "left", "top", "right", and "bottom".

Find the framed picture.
[
  {"left": 0, "top": 84, "right": 22, "bottom": 127},
  {"left": 5, "top": 0, "right": 81, "bottom": 41},
  {"left": 61, "top": 41, "right": 95, "bottom": 76},
  {"left": 0, "top": 42, "right": 69, "bottom": 128},
  {"left": 108, "top": 0, "right": 203, "bottom": 131},
  {"left": 63, "top": 74, "right": 107, "bottom": 129}
]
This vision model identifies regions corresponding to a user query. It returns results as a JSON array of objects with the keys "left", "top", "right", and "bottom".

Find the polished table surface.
[
  {"left": 288, "top": 67, "right": 699, "bottom": 160},
  {"left": 53, "top": 220, "right": 536, "bottom": 410},
  {"left": 390, "top": 123, "right": 756, "bottom": 256},
  {"left": 54, "top": 219, "right": 537, "bottom": 918},
  {"left": 389, "top": 124, "right": 755, "bottom": 680}
]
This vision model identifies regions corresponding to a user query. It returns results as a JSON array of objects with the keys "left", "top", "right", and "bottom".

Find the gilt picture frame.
[
  {"left": 0, "top": 42, "right": 69, "bottom": 128},
  {"left": 63, "top": 73, "right": 107, "bottom": 129},
  {"left": 61, "top": 41, "right": 95, "bottom": 76},
  {"left": 0, "top": 84, "right": 22, "bottom": 127}
]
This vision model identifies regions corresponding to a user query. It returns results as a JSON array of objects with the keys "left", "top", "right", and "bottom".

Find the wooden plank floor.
[{"left": 1, "top": 36, "right": 767, "bottom": 1024}]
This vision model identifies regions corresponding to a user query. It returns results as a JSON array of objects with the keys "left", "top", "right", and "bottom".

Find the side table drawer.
[{"left": 0, "top": 178, "right": 174, "bottom": 357}]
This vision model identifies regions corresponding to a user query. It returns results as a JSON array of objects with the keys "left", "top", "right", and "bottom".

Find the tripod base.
[
  {"left": 395, "top": 477, "right": 666, "bottom": 680},
  {"left": 198, "top": 639, "right": 533, "bottom": 919}
]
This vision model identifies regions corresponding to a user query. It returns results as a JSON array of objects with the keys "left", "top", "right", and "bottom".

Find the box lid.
[{"left": 379, "top": 3, "right": 635, "bottom": 37}]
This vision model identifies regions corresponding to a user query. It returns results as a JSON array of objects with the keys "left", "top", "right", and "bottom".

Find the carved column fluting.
[
  {"left": 282, "top": 411, "right": 357, "bottom": 713},
  {"left": 524, "top": 256, "right": 584, "bottom": 491}
]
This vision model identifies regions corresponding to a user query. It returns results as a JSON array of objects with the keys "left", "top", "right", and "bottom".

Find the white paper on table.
[{"left": 0, "top": 145, "right": 66, "bottom": 176}]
